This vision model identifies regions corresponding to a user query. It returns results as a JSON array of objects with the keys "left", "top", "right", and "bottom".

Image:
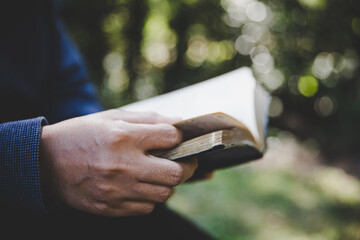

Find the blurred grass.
[{"left": 167, "top": 133, "right": 360, "bottom": 240}]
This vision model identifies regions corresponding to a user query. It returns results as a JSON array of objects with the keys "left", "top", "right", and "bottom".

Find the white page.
[{"left": 121, "top": 67, "right": 265, "bottom": 142}]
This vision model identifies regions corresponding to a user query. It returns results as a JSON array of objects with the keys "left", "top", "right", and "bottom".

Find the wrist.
[{"left": 39, "top": 125, "right": 56, "bottom": 201}]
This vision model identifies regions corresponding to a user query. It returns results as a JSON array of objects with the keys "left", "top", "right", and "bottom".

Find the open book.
[{"left": 121, "top": 67, "right": 271, "bottom": 172}]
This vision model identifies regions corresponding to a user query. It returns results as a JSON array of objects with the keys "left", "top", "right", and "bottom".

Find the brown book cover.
[{"left": 121, "top": 68, "right": 271, "bottom": 171}]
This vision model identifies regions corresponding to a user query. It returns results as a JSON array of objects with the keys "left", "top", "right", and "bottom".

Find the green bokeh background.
[{"left": 60, "top": 0, "right": 360, "bottom": 238}]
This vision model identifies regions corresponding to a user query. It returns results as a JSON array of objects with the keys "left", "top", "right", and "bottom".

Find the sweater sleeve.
[
  {"left": 41, "top": 15, "right": 103, "bottom": 124},
  {"left": 0, "top": 117, "right": 48, "bottom": 211}
]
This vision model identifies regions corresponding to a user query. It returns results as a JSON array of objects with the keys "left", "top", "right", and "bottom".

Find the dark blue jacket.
[{"left": 0, "top": 1, "right": 102, "bottom": 211}]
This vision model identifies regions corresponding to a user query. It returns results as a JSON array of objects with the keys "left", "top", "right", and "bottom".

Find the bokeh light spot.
[
  {"left": 268, "top": 96, "right": 283, "bottom": 117},
  {"left": 235, "top": 35, "right": 255, "bottom": 55},
  {"left": 298, "top": 76, "right": 319, "bottom": 97},
  {"left": 258, "top": 69, "right": 284, "bottom": 91},
  {"left": 351, "top": 17, "right": 360, "bottom": 36},
  {"left": 144, "top": 42, "right": 171, "bottom": 68},
  {"left": 314, "top": 96, "right": 336, "bottom": 117},
  {"left": 312, "top": 52, "right": 334, "bottom": 80},
  {"left": 185, "top": 36, "right": 208, "bottom": 66},
  {"left": 245, "top": 2, "right": 267, "bottom": 22},
  {"left": 103, "top": 52, "right": 123, "bottom": 74},
  {"left": 297, "top": 0, "right": 326, "bottom": 10}
]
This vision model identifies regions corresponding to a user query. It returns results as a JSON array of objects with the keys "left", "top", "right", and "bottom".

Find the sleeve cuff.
[{"left": 0, "top": 117, "right": 48, "bottom": 211}]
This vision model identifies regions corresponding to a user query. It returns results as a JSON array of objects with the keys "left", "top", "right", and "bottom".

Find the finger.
[
  {"left": 101, "top": 109, "right": 181, "bottom": 124},
  {"left": 120, "top": 111, "right": 181, "bottom": 124},
  {"left": 136, "top": 156, "right": 185, "bottom": 186},
  {"left": 118, "top": 201, "right": 156, "bottom": 216},
  {"left": 100, "top": 201, "right": 156, "bottom": 216},
  {"left": 131, "top": 183, "right": 174, "bottom": 203},
  {"left": 176, "top": 157, "right": 198, "bottom": 182},
  {"left": 133, "top": 123, "right": 182, "bottom": 150},
  {"left": 137, "top": 156, "right": 198, "bottom": 186}
]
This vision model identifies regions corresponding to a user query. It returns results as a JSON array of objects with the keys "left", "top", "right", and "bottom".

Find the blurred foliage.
[
  {"left": 60, "top": 0, "right": 360, "bottom": 173},
  {"left": 59, "top": 0, "right": 360, "bottom": 238},
  {"left": 168, "top": 134, "right": 360, "bottom": 239}
]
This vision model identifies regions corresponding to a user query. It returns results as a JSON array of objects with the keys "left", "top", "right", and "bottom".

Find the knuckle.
[
  {"left": 102, "top": 129, "right": 121, "bottom": 147},
  {"left": 91, "top": 201, "right": 112, "bottom": 216},
  {"left": 158, "top": 187, "right": 173, "bottom": 202},
  {"left": 113, "top": 128, "right": 133, "bottom": 144},
  {"left": 122, "top": 202, "right": 155, "bottom": 215},
  {"left": 95, "top": 182, "right": 114, "bottom": 196},
  {"left": 171, "top": 165, "right": 184, "bottom": 186},
  {"left": 87, "top": 160, "right": 118, "bottom": 178},
  {"left": 106, "top": 122, "right": 135, "bottom": 145},
  {"left": 159, "top": 124, "right": 180, "bottom": 143},
  {"left": 107, "top": 109, "right": 119, "bottom": 115},
  {"left": 141, "top": 203, "right": 155, "bottom": 214},
  {"left": 146, "top": 111, "right": 160, "bottom": 119}
]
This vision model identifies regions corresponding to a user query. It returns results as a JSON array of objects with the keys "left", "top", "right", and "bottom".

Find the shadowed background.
[{"left": 60, "top": 0, "right": 360, "bottom": 239}]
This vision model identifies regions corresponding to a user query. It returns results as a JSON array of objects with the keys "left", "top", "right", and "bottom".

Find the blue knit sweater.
[{"left": 0, "top": 0, "right": 102, "bottom": 211}]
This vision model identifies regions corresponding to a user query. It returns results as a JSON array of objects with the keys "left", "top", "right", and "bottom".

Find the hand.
[{"left": 40, "top": 110, "right": 197, "bottom": 216}]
